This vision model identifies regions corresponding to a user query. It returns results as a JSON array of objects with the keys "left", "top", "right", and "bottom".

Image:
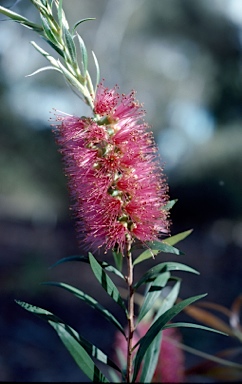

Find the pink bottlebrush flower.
[
  {"left": 113, "top": 321, "right": 185, "bottom": 383},
  {"left": 54, "top": 83, "right": 169, "bottom": 253}
]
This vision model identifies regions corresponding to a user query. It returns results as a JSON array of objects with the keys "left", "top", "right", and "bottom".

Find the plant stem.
[{"left": 126, "top": 235, "right": 134, "bottom": 383}]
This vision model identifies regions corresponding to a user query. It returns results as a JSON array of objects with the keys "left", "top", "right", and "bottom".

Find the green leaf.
[
  {"left": 56, "top": 0, "right": 69, "bottom": 30},
  {"left": 133, "top": 249, "right": 156, "bottom": 266},
  {"left": 72, "top": 328, "right": 121, "bottom": 373},
  {"left": 75, "top": 332, "right": 122, "bottom": 373},
  {"left": 132, "top": 293, "right": 207, "bottom": 382},
  {"left": 54, "top": 320, "right": 121, "bottom": 373},
  {"left": 16, "top": 300, "right": 121, "bottom": 372},
  {"left": 0, "top": 6, "right": 43, "bottom": 33},
  {"left": 147, "top": 240, "right": 184, "bottom": 255},
  {"left": 16, "top": 299, "right": 61, "bottom": 320},
  {"left": 134, "top": 280, "right": 181, "bottom": 348},
  {"left": 76, "top": 33, "right": 88, "bottom": 76},
  {"left": 50, "top": 255, "right": 89, "bottom": 268},
  {"left": 30, "top": 41, "right": 60, "bottom": 67},
  {"left": 26, "top": 66, "right": 62, "bottom": 77},
  {"left": 50, "top": 255, "right": 125, "bottom": 280},
  {"left": 164, "top": 322, "right": 228, "bottom": 336},
  {"left": 139, "top": 320, "right": 227, "bottom": 383},
  {"left": 180, "top": 344, "right": 242, "bottom": 372},
  {"left": 139, "top": 330, "right": 162, "bottom": 383},
  {"left": 57, "top": 59, "right": 86, "bottom": 92},
  {"left": 43, "top": 37, "right": 65, "bottom": 57},
  {"left": 133, "top": 242, "right": 183, "bottom": 266},
  {"left": 101, "top": 262, "right": 125, "bottom": 280},
  {"left": 72, "top": 18, "right": 96, "bottom": 34},
  {"left": 134, "top": 261, "right": 199, "bottom": 289},
  {"left": 108, "top": 368, "right": 122, "bottom": 383},
  {"left": 57, "top": 0, "right": 63, "bottom": 27},
  {"left": 16, "top": 300, "right": 109, "bottom": 382},
  {"left": 112, "top": 250, "right": 123, "bottom": 272},
  {"left": 51, "top": 321, "right": 109, "bottom": 382},
  {"left": 114, "top": 347, "right": 127, "bottom": 375},
  {"left": 31, "top": 0, "right": 47, "bottom": 10},
  {"left": 42, "top": 281, "right": 125, "bottom": 335},
  {"left": 89, "top": 253, "right": 127, "bottom": 315},
  {"left": 63, "top": 26, "right": 77, "bottom": 65},
  {"left": 163, "top": 199, "right": 178, "bottom": 211},
  {"left": 137, "top": 272, "right": 171, "bottom": 323},
  {"left": 41, "top": 14, "right": 58, "bottom": 45},
  {"left": 153, "top": 280, "right": 181, "bottom": 321},
  {"left": 163, "top": 229, "right": 193, "bottom": 246},
  {"left": 92, "top": 51, "right": 100, "bottom": 92}
]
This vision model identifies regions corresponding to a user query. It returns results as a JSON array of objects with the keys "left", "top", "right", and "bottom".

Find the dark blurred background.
[{"left": 1, "top": 0, "right": 242, "bottom": 382}]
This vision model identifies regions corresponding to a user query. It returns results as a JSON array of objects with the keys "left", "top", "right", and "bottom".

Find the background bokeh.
[{"left": 1, "top": 0, "right": 242, "bottom": 381}]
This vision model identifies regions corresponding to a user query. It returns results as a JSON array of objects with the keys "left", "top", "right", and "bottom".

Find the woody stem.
[{"left": 126, "top": 236, "right": 134, "bottom": 383}]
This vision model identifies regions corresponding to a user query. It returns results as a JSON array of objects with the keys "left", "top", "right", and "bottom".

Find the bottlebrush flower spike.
[{"left": 54, "top": 83, "right": 169, "bottom": 253}]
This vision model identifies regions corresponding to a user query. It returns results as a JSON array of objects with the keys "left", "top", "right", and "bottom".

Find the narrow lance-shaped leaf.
[
  {"left": 26, "top": 66, "right": 62, "bottom": 77},
  {"left": 72, "top": 18, "right": 96, "bottom": 34},
  {"left": 163, "top": 322, "right": 227, "bottom": 336},
  {"left": 55, "top": 0, "right": 69, "bottom": 30},
  {"left": 112, "top": 250, "right": 123, "bottom": 272},
  {"left": 63, "top": 26, "right": 77, "bottom": 66},
  {"left": 153, "top": 280, "right": 181, "bottom": 321},
  {"left": 85, "top": 70, "right": 95, "bottom": 101},
  {"left": 50, "top": 255, "right": 125, "bottom": 280},
  {"left": 134, "top": 261, "right": 199, "bottom": 289},
  {"left": 101, "top": 261, "right": 125, "bottom": 280},
  {"left": 30, "top": 0, "right": 48, "bottom": 12},
  {"left": 0, "top": 6, "right": 43, "bottom": 33},
  {"left": 139, "top": 280, "right": 182, "bottom": 381},
  {"left": 50, "top": 255, "right": 89, "bottom": 268},
  {"left": 114, "top": 348, "right": 127, "bottom": 380},
  {"left": 92, "top": 50, "right": 100, "bottom": 92},
  {"left": 147, "top": 240, "right": 184, "bottom": 255},
  {"left": 15, "top": 300, "right": 109, "bottom": 382},
  {"left": 57, "top": 0, "right": 63, "bottom": 28},
  {"left": 40, "top": 14, "right": 59, "bottom": 46},
  {"left": 16, "top": 300, "right": 121, "bottom": 372},
  {"left": 42, "top": 37, "right": 65, "bottom": 57},
  {"left": 137, "top": 272, "right": 171, "bottom": 323},
  {"left": 163, "top": 199, "right": 178, "bottom": 211},
  {"left": 109, "top": 368, "right": 123, "bottom": 383},
  {"left": 89, "top": 253, "right": 127, "bottom": 315},
  {"left": 42, "top": 281, "right": 125, "bottom": 335},
  {"left": 139, "top": 331, "right": 162, "bottom": 383},
  {"left": 52, "top": 318, "right": 122, "bottom": 373},
  {"left": 30, "top": 41, "right": 60, "bottom": 67},
  {"left": 133, "top": 242, "right": 183, "bottom": 266},
  {"left": 51, "top": 321, "right": 109, "bottom": 382},
  {"left": 73, "top": 329, "right": 122, "bottom": 373},
  {"left": 77, "top": 33, "right": 88, "bottom": 76},
  {"left": 179, "top": 343, "right": 242, "bottom": 372},
  {"left": 132, "top": 293, "right": 207, "bottom": 382},
  {"left": 57, "top": 59, "right": 86, "bottom": 93},
  {"left": 163, "top": 229, "right": 193, "bottom": 246}
]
